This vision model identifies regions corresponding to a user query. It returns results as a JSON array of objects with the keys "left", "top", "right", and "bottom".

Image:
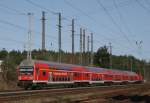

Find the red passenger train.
[{"left": 17, "top": 59, "right": 143, "bottom": 89}]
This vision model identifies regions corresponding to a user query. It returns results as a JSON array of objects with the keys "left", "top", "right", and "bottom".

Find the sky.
[{"left": 0, "top": 0, "right": 149, "bottom": 61}]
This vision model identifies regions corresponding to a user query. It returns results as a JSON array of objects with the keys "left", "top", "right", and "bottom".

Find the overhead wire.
[
  {"left": 96, "top": 0, "right": 135, "bottom": 50},
  {"left": 63, "top": 0, "right": 119, "bottom": 35},
  {"left": 0, "top": 0, "right": 140, "bottom": 55},
  {"left": 64, "top": 0, "right": 138, "bottom": 54},
  {"left": 0, "top": 3, "right": 58, "bottom": 40},
  {"left": 0, "top": 2, "right": 73, "bottom": 52},
  {"left": 25, "top": 0, "right": 72, "bottom": 46},
  {"left": 113, "top": 0, "right": 136, "bottom": 42},
  {"left": 0, "top": 1, "right": 58, "bottom": 39},
  {"left": 136, "top": 0, "right": 150, "bottom": 13},
  {"left": 0, "top": 3, "right": 27, "bottom": 15},
  {"left": 63, "top": 0, "right": 136, "bottom": 50},
  {"left": 146, "top": 0, "right": 150, "bottom": 7},
  {"left": 25, "top": 0, "right": 136, "bottom": 53},
  {"left": 25, "top": 0, "right": 57, "bottom": 15},
  {"left": 0, "top": 19, "right": 58, "bottom": 44}
]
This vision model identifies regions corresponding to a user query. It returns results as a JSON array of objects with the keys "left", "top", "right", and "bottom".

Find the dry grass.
[{"left": 0, "top": 77, "right": 18, "bottom": 90}]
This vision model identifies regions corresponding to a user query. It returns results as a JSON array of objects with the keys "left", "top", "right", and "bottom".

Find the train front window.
[{"left": 19, "top": 67, "right": 33, "bottom": 75}]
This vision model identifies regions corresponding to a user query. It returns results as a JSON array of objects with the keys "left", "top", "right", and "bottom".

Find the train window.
[
  {"left": 74, "top": 73, "right": 78, "bottom": 77},
  {"left": 57, "top": 77, "right": 60, "bottom": 81},
  {"left": 57, "top": 77, "right": 59, "bottom": 81},
  {"left": 93, "top": 78, "right": 95, "bottom": 81},
  {"left": 68, "top": 77, "right": 70, "bottom": 81},
  {"left": 85, "top": 74, "right": 89, "bottom": 77},
  {"left": 20, "top": 67, "right": 33, "bottom": 75},
  {"left": 92, "top": 78, "right": 96, "bottom": 81},
  {"left": 96, "top": 78, "right": 99, "bottom": 81},
  {"left": 62, "top": 77, "right": 65, "bottom": 81},
  {"left": 43, "top": 71, "right": 46, "bottom": 76},
  {"left": 66, "top": 77, "right": 68, "bottom": 81},
  {"left": 64, "top": 77, "right": 66, "bottom": 81},
  {"left": 59, "top": 77, "right": 62, "bottom": 81},
  {"left": 52, "top": 77, "right": 55, "bottom": 81},
  {"left": 74, "top": 73, "right": 80, "bottom": 77},
  {"left": 56, "top": 76, "right": 58, "bottom": 81}
]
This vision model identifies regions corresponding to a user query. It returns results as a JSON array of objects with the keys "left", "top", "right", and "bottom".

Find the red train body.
[{"left": 17, "top": 59, "right": 143, "bottom": 89}]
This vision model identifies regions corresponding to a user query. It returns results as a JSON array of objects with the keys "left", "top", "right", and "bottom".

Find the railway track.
[{"left": 0, "top": 84, "right": 146, "bottom": 102}]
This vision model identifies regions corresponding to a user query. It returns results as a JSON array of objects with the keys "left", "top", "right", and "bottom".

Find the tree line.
[{"left": 0, "top": 46, "right": 149, "bottom": 82}]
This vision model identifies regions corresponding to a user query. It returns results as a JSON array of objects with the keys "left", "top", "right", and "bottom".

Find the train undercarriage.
[{"left": 17, "top": 80, "right": 143, "bottom": 90}]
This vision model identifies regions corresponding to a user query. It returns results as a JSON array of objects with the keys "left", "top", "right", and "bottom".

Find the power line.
[
  {"left": 113, "top": 0, "right": 136, "bottom": 42},
  {"left": 0, "top": 1, "right": 59, "bottom": 34},
  {"left": 0, "top": 0, "right": 141, "bottom": 57},
  {"left": 25, "top": 0, "right": 57, "bottom": 15},
  {"left": 0, "top": 19, "right": 57, "bottom": 43},
  {"left": 26, "top": 0, "right": 73, "bottom": 22},
  {"left": 64, "top": 0, "right": 135, "bottom": 51},
  {"left": 0, "top": 7, "right": 23, "bottom": 16},
  {"left": 0, "top": 3, "right": 58, "bottom": 40},
  {"left": 146, "top": 0, "right": 150, "bottom": 7},
  {"left": 136, "top": 0, "right": 150, "bottom": 13},
  {"left": 96, "top": 0, "right": 135, "bottom": 50},
  {"left": 0, "top": 36, "right": 40, "bottom": 48},
  {"left": 0, "top": 3, "right": 27, "bottom": 15},
  {"left": 64, "top": 0, "right": 97, "bottom": 23},
  {"left": 0, "top": 20, "right": 26, "bottom": 30},
  {"left": 25, "top": 0, "right": 135, "bottom": 54}
]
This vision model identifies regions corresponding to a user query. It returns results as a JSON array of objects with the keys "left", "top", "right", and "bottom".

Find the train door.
[
  {"left": 36, "top": 68, "right": 39, "bottom": 80},
  {"left": 48, "top": 72, "right": 52, "bottom": 82}
]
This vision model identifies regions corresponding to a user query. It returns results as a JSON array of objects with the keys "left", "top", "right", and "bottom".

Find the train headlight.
[
  {"left": 30, "top": 76, "right": 33, "bottom": 80},
  {"left": 18, "top": 76, "right": 21, "bottom": 80}
]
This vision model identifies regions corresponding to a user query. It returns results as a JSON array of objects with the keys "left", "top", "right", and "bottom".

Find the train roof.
[{"left": 20, "top": 59, "right": 138, "bottom": 76}]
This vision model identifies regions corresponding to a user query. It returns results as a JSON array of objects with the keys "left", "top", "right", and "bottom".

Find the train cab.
[{"left": 17, "top": 59, "right": 35, "bottom": 89}]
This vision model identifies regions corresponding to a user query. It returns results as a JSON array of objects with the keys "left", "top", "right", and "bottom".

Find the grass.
[{"left": 0, "top": 76, "right": 18, "bottom": 90}]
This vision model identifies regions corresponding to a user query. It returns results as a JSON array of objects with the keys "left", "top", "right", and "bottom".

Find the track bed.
[{"left": 0, "top": 83, "right": 149, "bottom": 103}]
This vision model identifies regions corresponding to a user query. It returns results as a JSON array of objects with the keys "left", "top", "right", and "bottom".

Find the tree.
[
  {"left": 0, "top": 49, "right": 8, "bottom": 60},
  {"left": 94, "top": 46, "right": 110, "bottom": 68},
  {"left": 1, "top": 55, "right": 17, "bottom": 82}
]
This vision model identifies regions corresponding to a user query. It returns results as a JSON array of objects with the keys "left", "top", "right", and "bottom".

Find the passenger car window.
[{"left": 43, "top": 71, "right": 46, "bottom": 76}]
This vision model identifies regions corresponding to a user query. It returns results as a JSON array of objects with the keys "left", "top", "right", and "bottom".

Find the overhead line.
[
  {"left": 25, "top": 0, "right": 135, "bottom": 53},
  {"left": 64, "top": 0, "right": 97, "bottom": 23},
  {"left": 25, "top": 0, "right": 57, "bottom": 15},
  {"left": 0, "top": 2, "right": 59, "bottom": 33},
  {"left": 113, "top": 0, "right": 136, "bottom": 42},
  {"left": 0, "top": 37, "right": 40, "bottom": 47},
  {"left": 0, "top": 3, "right": 27, "bottom": 15},
  {"left": 0, "top": 20, "right": 26, "bottom": 30},
  {"left": 136, "top": 0, "right": 150, "bottom": 13},
  {"left": 64, "top": 0, "right": 135, "bottom": 50},
  {"left": 0, "top": 19, "right": 58, "bottom": 43},
  {"left": 25, "top": 0, "right": 79, "bottom": 23},
  {"left": 0, "top": 0, "right": 139, "bottom": 55},
  {"left": 96, "top": 0, "right": 135, "bottom": 49}
]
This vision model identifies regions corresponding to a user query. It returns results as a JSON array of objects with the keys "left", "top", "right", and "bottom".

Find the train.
[{"left": 17, "top": 59, "right": 143, "bottom": 89}]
